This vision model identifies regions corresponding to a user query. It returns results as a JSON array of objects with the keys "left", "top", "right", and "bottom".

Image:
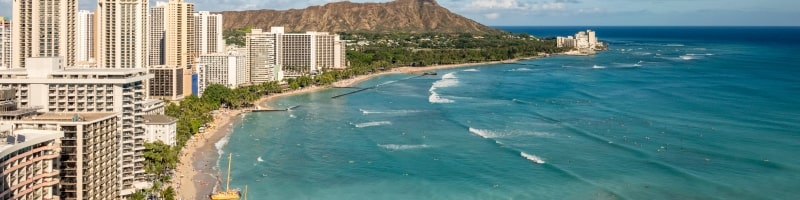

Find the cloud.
[
  {"left": 461, "top": 0, "right": 569, "bottom": 12},
  {"left": 484, "top": 13, "right": 501, "bottom": 19}
]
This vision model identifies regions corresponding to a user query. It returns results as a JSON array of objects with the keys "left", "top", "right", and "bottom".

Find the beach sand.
[{"left": 174, "top": 56, "right": 538, "bottom": 198}]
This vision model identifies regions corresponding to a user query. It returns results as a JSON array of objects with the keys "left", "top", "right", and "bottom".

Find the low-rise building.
[{"left": 142, "top": 115, "right": 177, "bottom": 146}]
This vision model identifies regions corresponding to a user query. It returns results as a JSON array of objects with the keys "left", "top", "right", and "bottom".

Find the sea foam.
[
  {"left": 520, "top": 152, "right": 546, "bottom": 164},
  {"left": 257, "top": 156, "right": 264, "bottom": 162},
  {"left": 360, "top": 109, "right": 423, "bottom": 115},
  {"left": 463, "top": 69, "right": 480, "bottom": 72},
  {"left": 215, "top": 134, "right": 231, "bottom": 158},
  {"left": 469, "top": 128, "right": 499, "bottom": 139},
  {"left": 429, "top": 72, "right": 458, "bottom": 104},
  {"left": 355, "top": 121, "right": 392, "bottom": 128},
  {"left": 378, "top": 144, "right": 431, "bottom": 150}
]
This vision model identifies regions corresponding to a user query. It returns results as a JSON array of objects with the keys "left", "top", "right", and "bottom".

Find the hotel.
[
  {"left": 557, "top": 29, "right": 602, "bottom": 50},
  {"left": 97, "top": 0, "right": 149, "bottom": 69},
  {"left": 194, "top": 11, "right": 225, "bottom": 55},
  {"left": 197, "top": 50, "right": 247, "bottom": 96},
  {"left": 76, "top": 10, "right": 95, "bottom": 66},
  {"left": 0, "top": 57, "right": 153, "bottom": 196},
  {"left": 12, "top": 0, "right": 77, "bottom": 68},
  {"left": 246, "top": 27, "right": 347, "bottom": 82},
  {"left": 0, "top": 17, "right": 10, "bottom": 69}
]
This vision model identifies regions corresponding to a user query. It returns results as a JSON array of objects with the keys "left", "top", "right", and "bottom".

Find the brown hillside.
[{"left": 217, "top": 0, "right": 499, "bottom": 33}]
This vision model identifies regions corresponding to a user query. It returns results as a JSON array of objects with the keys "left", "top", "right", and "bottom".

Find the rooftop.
[
  {"left": 21, "top": 112, "right": 118, "bottom": 122},
  {"left": 0, "top": 129, "right": 63, "bottom": 157},
  {"left": 143, "top": 115, "right": 178, "bottom": 124}
]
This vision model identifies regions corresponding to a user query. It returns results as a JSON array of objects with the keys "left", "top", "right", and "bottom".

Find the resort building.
[
  {"left": 0, "top": 126, "right": 62, "bottom": 200},
  {"left": 194, "top": 11, "right": 225, "bottom": 55},
  {"left": 76, "top": 10, "right": 95, "bottom": 66},
  {"left": 0, "top": 57, "right": 153, "bottom": 196},
  {"left": 148, "top": 65, "right": 185, "bottom": 101},
  {"left": 197, "top": 50, "right": 247, "bottom": 96},
  {"left": 142, "top": 99, "right": 166, "bottom": 115},
  {"left": 97, "top": 0, "right": 149, "bottom": 69},
  {"left": 246, "top": 27, "right": 347, "bottom": 81},
  {"left": 0, "top": 17, "right": 10, "bottom": 69},
  {"left": 557, "top": 29, "right": 603, "bottom": 51},
  {"left": 142, "top": 115, "right": 177, "bottom": 146},
  {"left": 12, "top": 0, "right": 77, "bottom": 68}
]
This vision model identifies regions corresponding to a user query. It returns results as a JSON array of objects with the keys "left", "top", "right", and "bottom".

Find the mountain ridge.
[{"left": 217, "top": 0, "right": 500, "bottom": 34}]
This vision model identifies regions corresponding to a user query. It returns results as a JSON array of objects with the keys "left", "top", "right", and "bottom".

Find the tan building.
[
  {"left": 97, "top": 0, "right": 148, "bottom": 69},
  {"left": 76, "top": 10, "right": 95, "bottom": 66},
  {"left": 165, "top": 0, "right": 195, "bottom": 99},
  {"left": 194, "top": 11, "right": 224, "bottom": 55},
  {"left": 0, "top": 127, "right": 62, "bottom": 200},
  {"left": 0, "top": 17, "right": 10, "bottom": 69},
  {"left": 12, "top": 0, "right": 77, "bottom": 68},
  {"left": 246, "top": 28, "right": 281, "bottom": 84},
  {"left": 0, "top": 57, "right": 153, "bottom": 196},
  {"left": 148, "top": 65, "right": 184, "bottom": 101},
  {"left": 197, "top": 50, "right": 247, "bottom": 96},
  {"left": 142, "top": 115, "right": 177, "bottom": 146}
]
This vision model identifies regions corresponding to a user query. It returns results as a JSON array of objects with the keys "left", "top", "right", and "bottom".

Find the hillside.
[{"left": 217, "top": 0, "right": 499, "bottom": 34}]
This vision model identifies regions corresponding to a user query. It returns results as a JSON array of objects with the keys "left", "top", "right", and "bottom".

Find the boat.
[{"left": 210, "top": 153, "right": 241, "bottom": 200}]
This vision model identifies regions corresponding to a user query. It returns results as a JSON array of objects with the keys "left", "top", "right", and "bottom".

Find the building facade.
[
  {"left": 164, "top": 0, "right": 195, "bottom": 99},
  {"left": 0, "top": 57, "right": 153, "bottom": 196},
  {"left": 148, "top": 2, "right": 167, "bottom": 66},
  {"left": 142, "top": 115, "right": 177, "bottom": 146},
  {"left": 246, "top": 27, "right": 347, "bottom": 81},
  {"left": 246, "top": 28, "right": 280, "bottom": 84},
  {"left": 148, "top": 65, "right": 184, "bottom": 101},
  {"left": 12, "top": 0, "right": 77, "bottom": 68},
  {"left": 557, "top": 29, "right": 600, "bottom": 50},
  {"left": 0, "top": 127, "right": 62, "bottom": 200},
  {"left": 76, "top": 10, "right": 95, "bottom": 65},
  {"left": 0, "top": 17, "right": 10, "bottom": 69},
  {"left": 197, "top": 50, "right": 247, "bottom": 96},
  {"left": 194, "top": 11, "right": 224, "bottom": 55},
  {"left": 97, "top": 0, "right": 148, "bottom": 69}
]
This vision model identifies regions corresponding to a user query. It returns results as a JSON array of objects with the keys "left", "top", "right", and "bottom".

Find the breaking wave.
[
  {"left": 469, "top": 127, "right": 554, "bottom": 139},
  {"left": 429, "top": 72, "right": 458, "bottom": 104},
  {"left": 521, "top": 152, "right": 546, "bottom": 164},
  {"left": 355, "top": 121, "right": 392, "bottom": 128},
  {"left": 359, "top": 109, "right": 423, "bottom": 115},
  {"left": 257, "top": 156, "right": 264, "bottom": 162},
  {"left": 378, "top": 144, "right": 431, "bottom": 150},
  {"left": 510, "top": 68, "right": 533, "bottom": 72},
  {"left": 463, "top": 69, "right": 480, "bottom": 72}
]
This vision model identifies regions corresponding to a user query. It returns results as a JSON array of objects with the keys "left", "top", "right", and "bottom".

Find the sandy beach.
[{"left": 174, "top": 56, "right": 538, "bottom": 198}]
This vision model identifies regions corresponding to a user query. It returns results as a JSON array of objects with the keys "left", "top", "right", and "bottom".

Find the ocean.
[{"left": 219, "top": 27, "right": 800, "bottom": 199}]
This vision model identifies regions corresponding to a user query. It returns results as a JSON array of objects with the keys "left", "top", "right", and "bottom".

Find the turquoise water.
[{"left": 220, "top": 27, "right": 800, "bottom": 199}]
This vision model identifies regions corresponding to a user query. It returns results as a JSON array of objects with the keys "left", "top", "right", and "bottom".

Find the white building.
[
  {"left": 97, "top": 0, "right": 149, "bottom": 69},
  {"left": 194, "top": 11, "right": 225, "bottom": 55},
  {"left": 246, "top": 27, "right": 347, "bottom": 81},
  {"left": 76, "top": 10, "right": 95, "bottom": 65},
  {"left": 12, "top": 0, "right": 77, "bottom": 68},
  {"left": 246, "top": 28, "right": 281, "bottom": 84},
  {"left": 197, "top": 50, "right": 247, "bottom": 96},
  {"left": 0, "top": 17, "right": 10, "bottom": 69},
  {"left": 557, "top": 29, "right": 601, "bottom": 50},
  {"left": 143, "top": 115, "right": 177, "bottom": 146},
  {"left": 0, "top": 57, "right": 153, "bottom": 196}
]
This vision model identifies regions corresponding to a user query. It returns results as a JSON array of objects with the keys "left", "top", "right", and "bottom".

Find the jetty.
[
  {"left": 246, "top": 105, "right": 299, "bottom": 112},
  {"left": 330, "top": 71, "right": 439, "bottom": 99}
]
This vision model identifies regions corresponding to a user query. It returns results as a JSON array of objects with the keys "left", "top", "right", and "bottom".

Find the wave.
[
  {"left": 469, "top": 128, "right": 499, "bottom": 139},
  {"left": 257, "top": 156, "right": 264, "bottom": 162},
  {"left": 592, "top": 65, "right": 607, "bottom": 69},
  {"left": 686, "top": 53, "right": 714, "bottom": 56},
  {"left": 355, "top": 121, "right": 392, "bottom": 128},
  {"left": 429, "top": 91, "right": 454, "bottom": 104},
  {"left": 665, "top": 43, "right": 685, "bottom": 47},
  {"left": 520, "top": 152, "right": 546, "bottom": 164},
  {"left": 463, "top": 69, "right": 480, "bottom": 72},
  {"left": 510, "top": 68, "right": 533, "bottom": 72},
  {"left": 215, "top": 134, "right": 231, "bottom": 158},
  {"left": 376, "top": 80, "right": 398, "bottom": 87},
  {"left": 378, "top": 144, "right": 431, "bottom": 150},
  {"left": 359, "top": 109, "right": 423, "bottom": 115}
]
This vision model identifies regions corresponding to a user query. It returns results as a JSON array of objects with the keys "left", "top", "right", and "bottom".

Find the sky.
[{"left": 1, "top": 0, "right": 799, "bottom": 26}]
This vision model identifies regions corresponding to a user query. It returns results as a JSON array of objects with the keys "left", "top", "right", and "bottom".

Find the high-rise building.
[
  {"left": 76, "top": 10, "right": 95, "bottom": 65},
  {"left": 12, "top": 0, "right": 77, "bottom": 68},
  {"left": 246, "top": 28, "right": 280, "bottom": 84},
  {"left": 149, "top": 2, "right": 167, "bottom": 66},
  {"left": 0, "top": 57, "right": 154, "bottom": 196},
  {"left": 148, "top": 65, "right": 184, "bottom": 100},
  {"left": 557, "top": 30, "right": 600, "bottom": 50},
  {"left": 334, "top": 37, "right": 347, "bottom": 70},
  {"left": 0, "top": 124, "right": 63, "bottom": 200},
  {"left": 197, "top": 50, "right": 247, "bottom": 96},
  {"left": 194, "top": 11, "right": 224, "bottom": 55},
  {"left": 0, "top": 17, "right": 10, "bottom": 69},
  {"left": 97, "top": 0, "right": 148, "bottom": 69},
  {"left": 164, "top": 0, "right": 195, "bottom": 99},
  {"left": 281, "top": 33, "right": 314, "bottom": 77}
]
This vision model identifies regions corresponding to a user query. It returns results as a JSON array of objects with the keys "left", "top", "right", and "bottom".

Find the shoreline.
[{"left": 175, "top": 55, "right": 540, "bottom": 198}]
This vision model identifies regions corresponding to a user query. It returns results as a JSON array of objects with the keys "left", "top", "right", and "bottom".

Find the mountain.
[{"left": 217, "top": 0, "right": 499, "bottom": 34}]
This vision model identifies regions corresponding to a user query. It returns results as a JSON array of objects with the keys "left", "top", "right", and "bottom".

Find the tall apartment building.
[
  {"left": 0, "top": 57, "right": 153, "bottom": 196},
  {"left": 281, "top": 33, "right": 314, "bottom": 77},
  {"left": 0, "top": 126, "right": 62, "bottom": 200},
  {"left": 557, "top": 29, "right": 600, "bottom": 50},
  {"left": 0, "top": 17, "right": 10, "bottom": 69},
  {"left": 149, "top": 2, "right": 167, "bottom": 66},
  {"left": 194, "top": 11, "right": 224, "bottom": 55},
  {"left": 246, "top": 28, "right": 280, "bottom": 84},
  {"left": 148, "top": 65, "right": 184, "bottom": 100},
  {"left": 165, "top": 0, "right": 195, "bottom": 99},
  {"left": 12, "top": 0, "right": 77, "bottom": 68},
  {"left": 333, "top": 37, "right": 347, "bottom": 70},
  {"left": 197, "top": 50, "right": 247, "bottom": 96},
  {"left": 97, "top": 0, "right": 148, "bottom": 69},
  {"left": 76, "top": 10, "right": 95, "bottom": 65}
]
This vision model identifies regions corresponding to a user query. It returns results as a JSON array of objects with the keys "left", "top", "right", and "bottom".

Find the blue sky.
[{"left": 1, "top": 0, "right": 799, "bottom": 26}]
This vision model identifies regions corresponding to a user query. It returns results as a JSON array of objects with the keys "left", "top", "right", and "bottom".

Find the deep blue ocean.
[{"left": 219, "top": 27, "right": 800, "bottom": 199}]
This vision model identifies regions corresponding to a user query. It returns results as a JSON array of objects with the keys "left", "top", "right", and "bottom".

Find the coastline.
[{"left": 175, "top": 55, "right": 539, "bottom": 198}]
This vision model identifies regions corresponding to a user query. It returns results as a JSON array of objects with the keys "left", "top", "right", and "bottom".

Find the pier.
[
  {"left": 331, "top": 87, "right": 376, "bottom": 99},
  {"left": 246, "top": 105, "right": 300, "bottom": 112},
  {"left": 330, "top": 71, "right": 438, "bottom": 99}
]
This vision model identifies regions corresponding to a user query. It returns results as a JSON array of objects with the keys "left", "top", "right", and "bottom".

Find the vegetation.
[{"left": 223, "top": 26, "right": 253, "bottom": 47}]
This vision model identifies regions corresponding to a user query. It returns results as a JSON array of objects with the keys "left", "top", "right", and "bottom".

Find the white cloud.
[
  {"left": 461, "top": 0, "right": 567, "bottom": 12},
  {"left": 484, "top": 13, "right": 501, "bottom": 19}
]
